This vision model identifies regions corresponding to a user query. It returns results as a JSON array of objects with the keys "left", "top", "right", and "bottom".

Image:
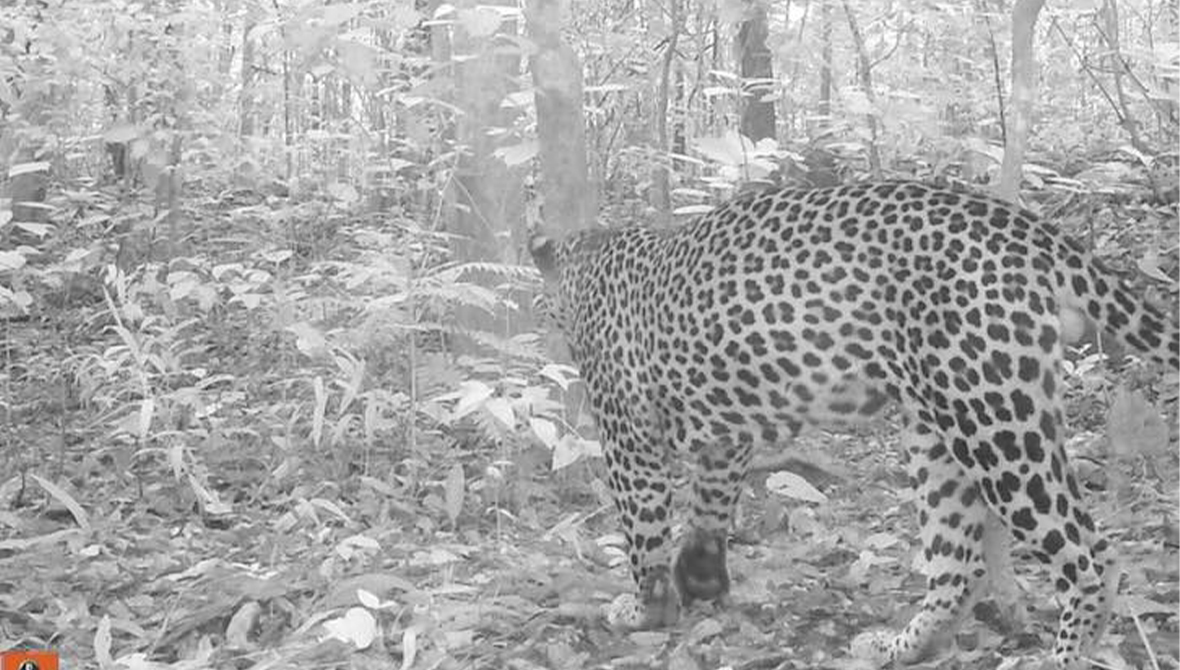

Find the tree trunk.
[
  {"left": 1099, "top": 0, "right": 1148, "bottom": 155},
  {"left": 651, "top": 0, "right": 681, "bottom": 223},
  {"left": 737, "top": 2, "right": 775, "bottom": 143},
  {"left": 816, "top": 0, "right": 833, "bottom": 135},
  {"left": 283, "top": 51, "right": 294, "bottom": 182},
  {"left": 997, "top": 0, "right": 1044, "bottom": 201},
  {"left": 527, "top": 0, "right": 593, "bottom": 235},
  {"left": 783, "top": 0, "right": 809, "bottom": 138},
  {"left": 841, "top": 0, "right": 880, "bottom": 177},
  {"left": 239, "top": 10, "right": 257, "bottom": 185},
  {"left": 337, "top": 80, "right": 351, "bottom": 181},
  {"left": 451, "top": 0, "right": 523, "bottom": 263},
  {"left": 1161, "top": 3, "right": 1180, "bottom": 133}
]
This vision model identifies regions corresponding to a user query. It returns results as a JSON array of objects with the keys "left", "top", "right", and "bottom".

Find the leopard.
[{"left": 529, "top": 181, "right": 1180, "bottom": 669}]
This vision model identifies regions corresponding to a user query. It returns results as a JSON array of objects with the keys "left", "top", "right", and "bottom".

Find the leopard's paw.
[
  {"left": 604, "top": 593, "right": 645, "bottom": 629},
  {"left": 603, "top": 589, "right": 679, "bottom": 630},
  {"left": 640, "top": 565, "right": 680, "bottom": 627},
  {"left": 604, "top": 566, "right": 681, "bottom": 630},
  {"left": 673, "top": 528, "right": 730, "bottom": 605},
  {"left": 850, "top": 629, "right": 894, "bottom": 666}
]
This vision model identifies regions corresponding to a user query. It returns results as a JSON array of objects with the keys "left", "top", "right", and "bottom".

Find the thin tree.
[
  {"left": 737, "top": 0, "right": 775, "bottom": 143},
  {"left": 840, "top": 0, "right": 880, "bottom": 177},
  {"left": 652, "top": 0, "right": 683, "bottom": 224},
  {"left": 816, "top": 0, "right": 834, "bottom": 137},
  {"left": 996, "top": 0, "right": 1045, "bottom": 200},
  {"left": 451, "top": 0, "right": 524, "bottom": 263},
  {"left": 527, "top": 0, "right": 593, "bottom": 233}
]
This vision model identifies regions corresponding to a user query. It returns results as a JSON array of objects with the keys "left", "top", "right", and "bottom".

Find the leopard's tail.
[{"left": 1054, "top": 235, "right": 1180, "bottom": 372}]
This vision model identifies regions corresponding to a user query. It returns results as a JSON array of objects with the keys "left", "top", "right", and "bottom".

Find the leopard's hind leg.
[{"left": 853, "top": 419, "right": 992, "bottom": 664}]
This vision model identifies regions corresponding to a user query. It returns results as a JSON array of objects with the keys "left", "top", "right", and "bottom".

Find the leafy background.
[{"left": 0, "top": 0, "right": 1177, "bottom": 668}]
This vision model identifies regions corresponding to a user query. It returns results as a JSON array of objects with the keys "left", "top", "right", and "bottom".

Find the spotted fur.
[{"left": 530, "top": 181, "right": 1179, "bottom": 669}]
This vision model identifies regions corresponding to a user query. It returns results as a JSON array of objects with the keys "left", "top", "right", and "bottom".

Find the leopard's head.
[{"left": 528, "top": 230, "right": 571, "bottom": 335}]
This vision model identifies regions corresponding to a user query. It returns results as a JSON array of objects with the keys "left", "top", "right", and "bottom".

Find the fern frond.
[
  {"left": 412, "top": 283, "right": 505, "bottom": 313},
  {"left": 453, "top": 328, "right": 549, "bottom": 361},
  {"left": 428, "top": 261, "right": 541, "bottom": 285}
]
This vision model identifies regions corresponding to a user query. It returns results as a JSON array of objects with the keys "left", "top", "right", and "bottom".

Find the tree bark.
[
  {"left": 997, "top": 0, "right": 1045, "bottom": 201},
  {"left": 816, "top": 0, "right": 833, "bottom": 135},
  {"left": 239, "top": 11, "right": 256, "bottom": 166},
  {"left": 652, "top": 0, "right": 681, "bottom": 223},
  {"left": 451, "top": 0, "right": 523, "bottom": 263},
  {"left": 841, "top": 0, "right": 880, "bottom": 177},
  {"left": 737, "top": 1, "right": 775, "bottom": 143},
  {"left": 1098, "top": 0, "right": 1148, "bottom": 155},
  {"left": 1162, "top": 4, "right": 1180, "bottom": 132},
  {"left": 527, "top": 0, "right": 593, "bottom": 235},
  {"left": 447, "top": 0, "right": 525, "bottom": 359}
]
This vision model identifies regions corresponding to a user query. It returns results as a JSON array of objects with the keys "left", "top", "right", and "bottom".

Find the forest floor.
[{"left": 2, "top": 383, "right": 1177, "bottom": 670}]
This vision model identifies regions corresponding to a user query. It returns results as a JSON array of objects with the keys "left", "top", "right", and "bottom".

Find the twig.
[
  {"left": 982, "top": 9, "right": 1007, "bottom": 145},
  {"left": 1132, "top": 611, "right": 1162, "bottom": 670}
]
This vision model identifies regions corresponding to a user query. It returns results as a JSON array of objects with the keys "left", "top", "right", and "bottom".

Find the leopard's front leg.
[
  {"left": 672, "top": 438, "right": 754, "bottom": 606},
  {"left": 594, "top": 388, "right": 680, "bottom": 629}
]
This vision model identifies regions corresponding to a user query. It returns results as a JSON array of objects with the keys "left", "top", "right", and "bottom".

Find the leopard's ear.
[{"left": 528, "top": 231, "right": 559, "bottom": 277}]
